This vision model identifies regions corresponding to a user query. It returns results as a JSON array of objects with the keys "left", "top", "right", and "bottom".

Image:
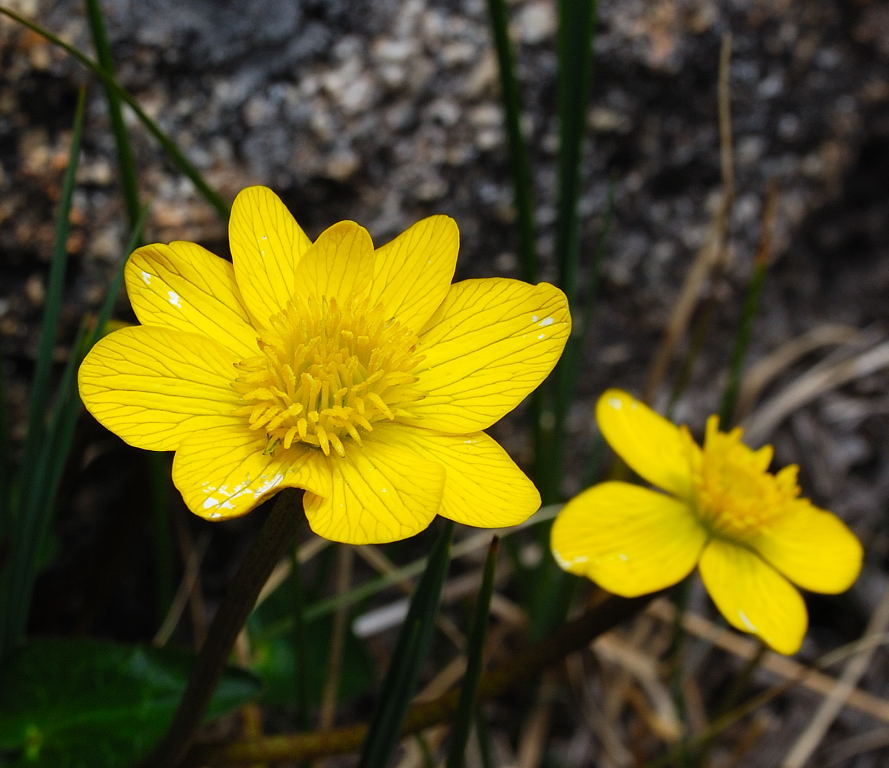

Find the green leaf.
[{"left": 0, "top": 638, "right": 259, "bottom": 768}]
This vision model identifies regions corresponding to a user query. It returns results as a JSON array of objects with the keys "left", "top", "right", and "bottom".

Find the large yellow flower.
[
  {"left": 551, "top": 389, "right": 862, "bottom": 654},
  {"left": 79, "top": 187, "right": 570, "bottom": 544}
]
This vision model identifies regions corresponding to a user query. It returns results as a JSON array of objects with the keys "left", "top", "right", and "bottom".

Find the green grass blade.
[
  {"left": 0, "top": 7, "right": 229, "bottom": 221},
  {"left": 357, "top": 520, "right": 455, "bottom": 768},
  {"left": 0, "top": 353, "right": 9, "bottom": 513},
  {"left": 88, "top": 204, "right": 148, "bottom": 347},
  {"left": 554, "top": 0, "right": 597, "bottom": 301},
  {"left": 20, "top": 87, "right": 86, "bottom": 480},
  {"left": 555, "top": 179, "right": 613, "bottom": 430},
  {"left": 484, "top": 0, "right": 550, "bottom": 505},
  {"left": 537, "top": 0, "right": 598, "bottom": 504},
  {"left": 445, "top": 536, "right": 499, "bottom": 768},
  {"left": 1, "top": 89, "right": 85, "bottom": 655},
  {"left": 719, "top": 251, "right": 769, "bottom": 430},
  {"left": 84, "top": 0, "right": 142, "bottom": 237},
  {"left": 1, "top": 208, "right": 147, "bottom": 655},
  {"left": 484, "top": 0, "right": 538, "bottom": 284}
]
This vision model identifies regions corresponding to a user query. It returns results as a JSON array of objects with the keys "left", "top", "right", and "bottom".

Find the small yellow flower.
[
  {"left": 551, "top": 389, "right": 862, "bottom": 654},
  {"left": 79, "top": 187, "right": 570, "bottom": 544}
]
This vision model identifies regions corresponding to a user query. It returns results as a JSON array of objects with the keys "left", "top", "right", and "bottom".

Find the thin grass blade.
[
  {"left": 84, "top": 0, "right": 141, "bottom": 236},
  {"left": 445, "top": 536, "right": 499, "bottom": 768},
  {"left": 1, "top": 89, "right": 86, "bottom": 655},
  {"left": 484, "top": 0, "right": 538, "bottom": 284},
  {"left": 719, "top": 184, "right": 777, "bottom": 429},
  {"left": 0, "top": 354, "right": 9, "bottom": 512},
  {"left": 20, "top": 87, "right": 86, "bottom": 484},
  {"left": 357, "top": 520, "right": 455, "bottom": 768},
  {"left": 2, "top": 208, "right": 147, "bottom": 654}
]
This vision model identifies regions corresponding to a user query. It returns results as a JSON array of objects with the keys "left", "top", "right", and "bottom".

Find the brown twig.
[
  {"left": 186, "top": 594, "right": 654, "bottom": 766},
  {"left": 644, "top": 32, "right": 735, "bottom": 403},
  {"left": 146, "top": 489, "right": 306, "bottom": 768}
]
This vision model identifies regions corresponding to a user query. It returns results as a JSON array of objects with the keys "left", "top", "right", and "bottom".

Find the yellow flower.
[
  {"left": 79, "top": 186, "right": 570, "bottom": 544},
  {"left": 551, "top": 389, "right": 862, "bottom": 654}
]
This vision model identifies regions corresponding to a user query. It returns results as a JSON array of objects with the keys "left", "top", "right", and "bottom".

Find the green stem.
[
  {"left": 541, "top": 0, "right": 597, "bottom": 504},
  {"left": 84, "top": 0, "right": 142, "bottom": 236},
  {"left": 718, "top": 252, "right": 769, "bottom": 430},
  {"left": 484, "top": 0, "right": 538, "bottom": 284},
  {"left": 357, "top": 520, "right": 455, "bottom": 768},
  {"left": 445, "top": 537, "right": 499, "bottom": 768},
  {"left": 146, "top": 489, "right": 304, "bottom": 768},
  {"left": 665, "top": 577, "right": 694, "bottom": 767}
]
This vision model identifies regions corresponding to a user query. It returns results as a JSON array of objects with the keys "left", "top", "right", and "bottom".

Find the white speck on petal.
[
  {"left": 531, "top": 314, "right": 539, "bottom": 322},
  {"left": 207, "top": 512, "right": 221, "bottom": 519},
  {"left": 202, "top": 496, "right": 219, "bottom": 509},
  {"left": 140, "top": 270, "right": 152, "bottom": 285},
  {"left": 168, "top": 290, "right": 182, "bottom": 308},
  {"left": 608, "top": 396, "right": 623, "bottom": 409},
  {"left": 256, "top": 473, "right": 284, "bottom": 495},
  {"left": 538, "top": 316, "right": 554, "bottom": 327},
  {"left": 537, "top": 333, "right": 545, "bottom": 340},
  {"left": 552, "top": 549, "right": 581, "bottom": 570},
  {"left": 738, "top": 610, "right": 756, "bottom": 631}
]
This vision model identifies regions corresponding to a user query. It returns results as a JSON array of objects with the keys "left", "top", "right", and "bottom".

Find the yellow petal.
[
  {"left": 292, "top": 220, "right": 375, "bottom": 306},
  {"left": 375, "top": 424, "right": 540, "bottom": 528},
  {"left": 303, "top": 438, "right": 444, "bottom": 544},
  {"left": 596, "top": 389, "right": 699, "bottom": 500},
  {"left": 125, "top": 241, "right": 258, "bottom": 358},
  {"left": 751, "top": 500, "right": 863, "bottom": 594},
  {"left": 406, "top": 278, "right": 570, "bottom": 433},
  {"left": 551, "top": 482, "right": 706, "bottom": 596},
  {"left": 172, "top": 424, "right": 330, "bottom": 520},
  {"left": 366, "top": 215, "right": 458, "bottom": 332},
  {"left": 229, "top": 186, "right": 312, "bottom": 326},
  {"left": 78, "top": 326, "right": 241, "bottom": 450},
  {"left": 699, "top": 538, "right": 807, "bottom": 654}
]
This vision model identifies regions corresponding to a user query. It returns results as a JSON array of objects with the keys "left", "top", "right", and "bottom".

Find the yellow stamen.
[
  {"left": 689, "top": 416, "right": 801, "bottom": 539},
  {"left": 232, "top": 295, "right": 425, "bottom": 457}
]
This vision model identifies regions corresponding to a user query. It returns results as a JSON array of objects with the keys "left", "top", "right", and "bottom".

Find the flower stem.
[{"left": 146, "top": 489, "right": 304, "bottom": 768}]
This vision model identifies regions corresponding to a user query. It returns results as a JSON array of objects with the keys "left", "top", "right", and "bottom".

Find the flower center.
[
  {"left": 233, "top": 296, "right": 425, "bottom": 457},
  {"left": 688, "top": 416, "right": 801, "bottom": 539}
]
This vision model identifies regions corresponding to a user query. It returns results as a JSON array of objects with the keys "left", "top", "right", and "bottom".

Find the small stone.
[
  {"left": 371, "top": 38, "right": 415, "bottom": 63},
  {"left": 440, "top": 41, "right": 477, "bottom": 66},
  {"left": 414, "top": 175, "right": 448, "bottom": 201},
  {"left": 25, "top": 274, "right": 45, "bottom": 305},
  {"left": 468, "top": 104, "right": 501, "bottom": 128},
  {"left": 339, "top": 74, "right": 378, "bottom": 115},
  {"left": 243, "top": 94, "right": 277, "bottom": 128},
  {"left": 514, "top": 1, "right": 556, "bottom": 45},
  {"left": 589, "top": 107, "right": 630, "bottom": 133},
  {"left": 326, "top": 149, "right": 360, "bottom": 181},
  {"left": 428, "top": 98, "right": 461, "bottom": 127}
]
